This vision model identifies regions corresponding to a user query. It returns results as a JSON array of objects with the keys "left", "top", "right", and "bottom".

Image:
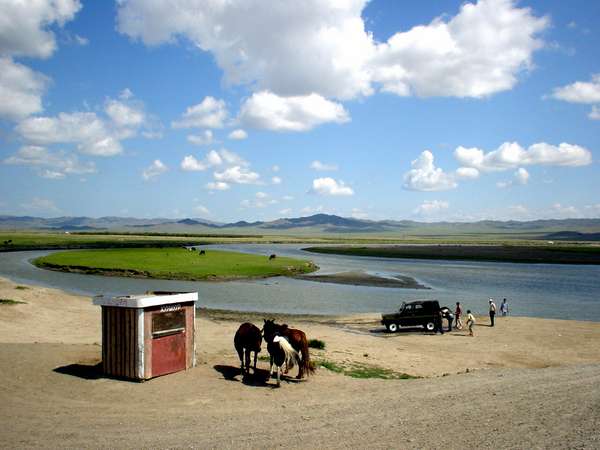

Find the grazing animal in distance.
[
  {"left": 199, "top": 249, "right": 206, "bottom": 255},
  {"left": 234, "top": 322, "right": 262, "bottom": 376},
  {"left": 267, "top": 335, "right": 301, "bottom": 387},
  {"left": 269, "top": 254, "right": 276, "bottom": 260},
  {"left": 263, "top": 319, "right": 314, "bottom": 379}
]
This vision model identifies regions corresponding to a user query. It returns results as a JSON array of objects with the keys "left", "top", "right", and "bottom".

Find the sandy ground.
[{"left": 1, "top": 276, "right": 600, "bottom": 449}]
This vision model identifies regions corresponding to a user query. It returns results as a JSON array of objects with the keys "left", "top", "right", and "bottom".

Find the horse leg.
[
  {"left": 253, "top": 351, "right": 258, "bottom": 374},
  {"left": 269, "top": 355, "right": 274, "bottom": 378},
  {"left": 244, "top": 348, "right": 251, "bottom": 375},
  {"left": 236, "top": 346, "right": 244, "bottom": 374},
  {"left": 276, "top": 366, "right": 281, "bottom": 387}
]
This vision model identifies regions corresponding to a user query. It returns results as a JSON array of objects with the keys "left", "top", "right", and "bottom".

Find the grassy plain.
[
  {"left": 304, "top": 244, "right": 600, "bottom": 264},
  {"left": 33, "top": 247, "right": 317, "bottom": 281}
]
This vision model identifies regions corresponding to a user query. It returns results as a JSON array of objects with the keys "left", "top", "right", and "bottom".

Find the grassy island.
[
  {"left": 33, "top": 248, "right": 318, "bottom": 281},
  {"left": 303, "top": 244, "right": 600, "bottom": 265}
]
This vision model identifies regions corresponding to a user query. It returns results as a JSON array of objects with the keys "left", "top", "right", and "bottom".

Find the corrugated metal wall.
[{"left": 102, "top": 306, "right": 138, "bottom": 379}]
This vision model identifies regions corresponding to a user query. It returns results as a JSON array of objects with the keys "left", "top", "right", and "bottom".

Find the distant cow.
[
  {"left": 269, "top": 254, "right": 276, "bottom": 260},
  {"left": 199, "top": 250, "right": 206, "bottom": 255}
]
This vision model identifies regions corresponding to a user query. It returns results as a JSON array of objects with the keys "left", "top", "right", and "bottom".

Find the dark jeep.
[{"left": 381, "top": 300, "right": 445, "bottom": 332}]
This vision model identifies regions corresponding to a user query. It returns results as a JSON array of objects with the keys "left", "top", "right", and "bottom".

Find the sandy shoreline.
[{"left": 1, "top": 276, "right": 600, "bottom": 448}]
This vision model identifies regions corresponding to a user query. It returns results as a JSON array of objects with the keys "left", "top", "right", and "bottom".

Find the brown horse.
[
  {"left": 262, "top": 319, "right": 314, "bottom": 379},
  {"left": 234, "top": 322, "right": 262, "bottom": 376}
]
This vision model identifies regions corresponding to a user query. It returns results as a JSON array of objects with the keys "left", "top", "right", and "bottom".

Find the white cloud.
[
  {"left": 17, "top": 112, "right": 123, "bottom": 156},
  {"left": 310, "top": 160, "right": 339, "bottom": 171},
  {"left": 214, "top": 166, "right": 260, "bottom": 185},
  {"left": 301, "top": 205, "right": 326, "bottom": 214},
  {"left": 403, "top": 150, "right": 457, "bottom": 191},
  {"left": 413, "top": 200, "right": 450, "bottom": 216},
  {"left": 310, "top": 177, "right": 354, "bottom": 196},
  {"left": 279, "top": 208, "right": 292, "bottom": 216},
  {"left": 219, "top": 149, "right": 249, "bottom": 167},
  {"left": 0, "top": 0, "right": 81, "bottom": 58},
  {"left": 371, "top": 0, "right": 548, "bottom": 98},
  {"left": 497, "top": 167, "right": 529, "bottom": 188},
  {"left": 551, "top": 74, "right": 600, "bottom": 104},
  {"left": 117, "top": 0, "right": 374, "bottom": 100},
  {"left": 180, "top": 150, "right": 223, "bottom": 171},
  {"left": 239, "top": 91, "right": 349, "bottom": 131},
  {"left": 271, "top": 176, "right": 282, "bottom": 185},
  {"left": 282, "top": 195, "right": 294, "bottom": 201},
  {"left": 193, "top": 205, "right": 210, "bottom": 216},
  {"left": 255, "top": 191, "right": 268, "bottom": 199},
  {"left": 142, "top": 159, "right": 167, "bottom": 180},
  {"left": 589, "top": 106, "right": 600, "bottom": 120},
  {"left": 172, "top": 96, "right": 228, "bottom": 129},
  {"left": 455, "top": 167, "right": 480, "bottom": 179},
  {"left": 272, "top": 165, "right": 280, "bottom": 172},
  {"left": 187, "top": 130, "right": 215, "bottom": 146},
  {"left": 228, "top": 129, "right": 247, "bottom": 140},
  {"left": 454, "top": 142, "right": 592, "bottom": 171},
  {"left": 0, "top": 57, "right": 49, "bottom": 120},
  {"left": 350, "top": 208, "right": 368, "bottom": 219},
  {"left": 4, "top": 145, "right": 96, "bottom": 178},
  {"left": 104, "top": 93, "right": 151, "bottom": 139},
  {"left": 118, "top": 0, "right": 546, "bottom": 101},
  {"left": 21, "top": 197, "right": 60, "bottom": 213},
  {"left": 206, "top": 181, "right": 230, "bottom": 191}
]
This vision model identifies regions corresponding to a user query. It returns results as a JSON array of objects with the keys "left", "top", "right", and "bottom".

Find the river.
[{"left": 1, "top": 244, "right": 599, "bottom": 321}]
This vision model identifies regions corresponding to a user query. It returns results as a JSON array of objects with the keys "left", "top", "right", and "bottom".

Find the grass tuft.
[
  {"left": 15, "top": 286, "right": 29, "bottom": 290},
  {"left": 308, "top": 338, "right": 326, "bottom": 350},
  {"left": 316, "top": 359, "right": 416, "bottom": 380},
  {"left": 0, "top": 298, "right": 26, "bottom": 305}
]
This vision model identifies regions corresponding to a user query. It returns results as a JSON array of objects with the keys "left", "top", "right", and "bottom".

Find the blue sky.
[{"left": 0, "top": 0, "right": 598, "bottom": 222}]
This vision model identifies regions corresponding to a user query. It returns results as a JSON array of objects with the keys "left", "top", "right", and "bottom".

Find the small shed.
[{"left": 93, "top": 291, "right": 198, "bottom": 380}]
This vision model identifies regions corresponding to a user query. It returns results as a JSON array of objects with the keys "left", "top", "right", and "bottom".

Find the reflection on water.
[{"left": 0, "top": 244, "right": 599, "bottom": 321}]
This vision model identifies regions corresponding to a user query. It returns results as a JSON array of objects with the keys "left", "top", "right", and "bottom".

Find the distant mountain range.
[{"left": 2, "top": 214, "right": 600, "bottom": 239}]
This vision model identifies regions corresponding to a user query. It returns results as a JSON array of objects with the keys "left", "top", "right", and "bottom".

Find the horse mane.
[{"left": 273, "top": 335, "right": 300, "bottom": 370}]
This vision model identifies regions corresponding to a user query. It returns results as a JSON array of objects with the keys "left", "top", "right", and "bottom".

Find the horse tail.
[
  {"left": 299, "top": 334, "right": 315, "bottom": 376},
  {"left": 275, "top": 336, "right": 300, "bottom": 369}
]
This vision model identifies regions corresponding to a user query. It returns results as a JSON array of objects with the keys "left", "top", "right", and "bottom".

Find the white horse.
[{"left": 268, "top": 335, "right": 301, "bottom": 387}]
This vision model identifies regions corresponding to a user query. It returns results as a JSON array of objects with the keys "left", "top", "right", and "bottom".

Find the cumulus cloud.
[
  {"left": 589, "top": 106, "right": 600, "bottom": 120},
  {"left": 455, "top": 167, "right": 480, "bottom": 179},
  {"left": 17, "top": 112, "right": 123, "bottom": 156},
  {"left": 371, "top": 0, "right": 548, "bottom": 98},
  {"left": 214, "top": 166, "right": 260, "bottom": 185},
  {"left": 310, "top": 160, "right": 338, "bottom": 171},
  {"left": 309, "top": 177, "right": 354, "bottom": 196},
  {"left": 454, "top": 142, "right": 592, "bottom": 171},
  {"left": 4, "top": 145, "right": 96, "bottom": 178},
  {"left": 228, "top": 129, "right": 247, "bottom": 140},
  {"left": 193, "top": 204, "right": 210, "bottom": 216},
  {"left": 180, "top": 150, "right": 222, "bottom": 171},
  {"left": 403, "top": 150, "right": 457, "bottom": 191},
  {"left": 239, "top": 91, "right": 349, "bottom": 132},
  {"left": 497, "top": 167, "right": 529, "bottom": 188},
  {"left": 206, "top": 181, "right": 230, "bottom": 191},
  {"left": 413, "top": 200, "right": 450, "bottom": 216},
  {"left": 0, "top": 57, "right": 49, "bottom": 120},
  {"left": 350, "top": 208, "right": 368, "bottom": 219},
  {"left": 271, "top": 176, "right": 282, "bottom": 185},
  {"left": 0, "top": 0, "right": 82, "bottom": 59},
  {"left": 142, "top": 159, "right": 168, "bottom": 180},
  {"left": 279, "top": 208, "right": 292, "bottom": 216},
  {"left": 172, "top": 96, "right": 228, "bottom": 129},
  {"left": 550, "top": 74, "right": 600, "bottom": 104},
  {"left": 118, "top": 0, "right": 547, "bottom": 102},
  {"left": 187, "top": 130, "right": 215, "bottom": 146}
]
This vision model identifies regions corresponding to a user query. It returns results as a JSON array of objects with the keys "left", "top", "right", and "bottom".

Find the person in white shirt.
[
  {"left": 489, "top": 298, "right": 497, "bottom": 327},
  {"left": 466, "top": 310, "right": 475, "bottom": 337}
]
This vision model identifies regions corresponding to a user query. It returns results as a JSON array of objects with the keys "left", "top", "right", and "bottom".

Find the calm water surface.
[{"left": 0, "top": 244, "right": 599, "bottom": 321}]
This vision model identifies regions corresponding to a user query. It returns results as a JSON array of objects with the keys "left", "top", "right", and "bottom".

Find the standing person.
[
  {"left": 489, "top": 298, "right": 497, "bottom": 327},
  {"left": 454, "top": 302, "right": 463, "bottom": 329},
  {"left": 435, "top": 308, "right": 444, "bottom": 334},
  {"left": 466, "top": 310, "right": 475, "bottom": 337},
  {"left": 500, "top": 298, "right": 509, "bottom": 316}
]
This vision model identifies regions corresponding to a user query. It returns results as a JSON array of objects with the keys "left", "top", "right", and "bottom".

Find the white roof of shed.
[{"left": 93, "top": 291, "right": 198, "bottom": 308}]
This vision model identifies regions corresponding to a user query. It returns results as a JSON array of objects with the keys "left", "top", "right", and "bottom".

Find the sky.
[{"left": 0, "top": 0, "right": 599, "bottom": 223}]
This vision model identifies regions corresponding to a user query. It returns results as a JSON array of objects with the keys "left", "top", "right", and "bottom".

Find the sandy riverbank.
[
  {"left": 295, "top": 270, "right": 430, "bottom": 289},
  {"left": 1, "top": 276, "right": 600, "bottom": 448}
]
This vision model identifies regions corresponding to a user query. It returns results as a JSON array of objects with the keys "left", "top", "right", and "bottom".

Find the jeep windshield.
[{"left": 398, "top": 302, "right": 406, "bottom": 313}]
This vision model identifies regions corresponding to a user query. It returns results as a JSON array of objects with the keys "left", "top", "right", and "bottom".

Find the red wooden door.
[{"left": 152, "top": 331, "right": 186, "bottom": 377}]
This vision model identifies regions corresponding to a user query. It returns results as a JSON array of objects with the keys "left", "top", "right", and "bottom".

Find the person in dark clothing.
[{"left": 435, "top": 309, "right": 444, "bottom": 334}]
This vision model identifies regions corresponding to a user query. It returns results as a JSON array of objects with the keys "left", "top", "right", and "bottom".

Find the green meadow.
[{"left": 33, "top": 248, "right": 318, "bottom": 281}]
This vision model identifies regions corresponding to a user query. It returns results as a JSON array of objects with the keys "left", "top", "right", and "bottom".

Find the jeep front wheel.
[
  {"left": 387, "top": 323, "right": 399, "bottom": 333},
  {"left": 424, "top": 322, "right": 435, "bottom": 332}
]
